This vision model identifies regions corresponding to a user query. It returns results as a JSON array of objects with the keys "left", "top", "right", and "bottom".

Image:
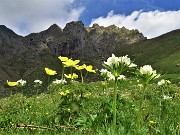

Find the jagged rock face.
[{"left": 0, "top": 21, "right": 146, "bottom": 83}]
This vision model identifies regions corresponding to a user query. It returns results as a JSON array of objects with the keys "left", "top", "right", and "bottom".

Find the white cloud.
[
  {"left": 90, "top": 10, "right": 180, "bottom": 39},
  {"left": 0, "top": 0, "right": 84, "bottom": 36}
]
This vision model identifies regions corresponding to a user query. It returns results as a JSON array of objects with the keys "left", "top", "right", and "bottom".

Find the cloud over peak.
[
  {"left": 0, "top": 0, "right": 84, "bottom": 36},
  {"left": 90, "top": 10, "right": 180, "bottom": 39}
]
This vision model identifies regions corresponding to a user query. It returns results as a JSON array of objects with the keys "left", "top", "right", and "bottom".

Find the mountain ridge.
[{"left": 0, "top": 21, "right": 179, "bottom": 84}]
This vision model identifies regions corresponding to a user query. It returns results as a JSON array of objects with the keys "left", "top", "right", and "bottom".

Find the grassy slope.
[{"left": 118, "top": 29, "right": 180, "bottom": 74}]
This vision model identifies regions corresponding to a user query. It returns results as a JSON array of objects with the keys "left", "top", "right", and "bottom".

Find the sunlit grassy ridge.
[{"left": 119, "top": 29, "right": 180, "bottom": 74}]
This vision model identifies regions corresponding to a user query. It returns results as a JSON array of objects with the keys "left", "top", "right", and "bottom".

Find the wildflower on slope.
[
  {"left": 64, "top": 73, "right": 78, "bottom": 80},
  {"left": 85, "top": 65, "right": 96, "bottom": 73},
  {"left": 137, "top": 65, "right": 160, "bottom": 85},
  {"left": 7, "top": 80, "right": 17, "bottom": 87},
  {"left": 104, "top": 54, "right": 136, "bottom": 78},
  {"left": 58, "top": 56, "right": 69, "bottom": 62},
  {"left": 63, "top": 59, "right": 80, "bottom": 67},
  {"left": 34, "top": 80, "right": 42, "bottom": 85},
  {"left": 157, "top": 79, "right": 171, "bottom": 86},
  {"left": 75, "top": 64, "right": 86, "bottom": 83},
  {"left": 163, "top": 95, "right": 172, "bottom": 100},
  {"left": 75, "top": 64, "right": 86, "bottom": 70},
  {"left": 17, "top": 79, "right": 27, "bottom": 87},
  {"left": 52, "top": 79, "right": 67, "bottom": 84},
  {"left": 45, "top": 68, "right": 57, "bottom": 76}
]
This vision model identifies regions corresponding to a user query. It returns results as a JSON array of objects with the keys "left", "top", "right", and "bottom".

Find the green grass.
[
  {"left": 0, "top": 79, "right": 179, "bottom": 135},
  {"left": 118, "top": 29, "right": 180, "bottom": 74}
]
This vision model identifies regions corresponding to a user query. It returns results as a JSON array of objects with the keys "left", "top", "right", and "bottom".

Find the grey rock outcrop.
[{"left": 0, "top": 21, "right": 146, "bottom": 83}]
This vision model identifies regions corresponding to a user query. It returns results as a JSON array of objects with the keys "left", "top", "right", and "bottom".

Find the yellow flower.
[
  {"left": 64, "top": 73, "right": 78, "bottom": 79},
  {"left": 59, "top": 91, "right": 66, "bottom": 96},
  {"left": 85, "top": 65, "right": 96, "bottom": 73},
  {"left": 75, "top": 64, "right": 86, "bottom": 70},
  {"left": 149, "top": 120, "right": 156, "bottom": 124},
  {"left": 7, "top": 80, "right": 17, "bottom": 87},
  {"left": 45, "top": 68, "right": 57, "bottom": 75},
  {"left": 65, "top": 90, "right": 70, "bottom": 94},
  {"left": 58, "top": 56, "right": 69, "bottom": 62},
  {"left": 63, "top": 59, "right": 80, "bottom": 67}
]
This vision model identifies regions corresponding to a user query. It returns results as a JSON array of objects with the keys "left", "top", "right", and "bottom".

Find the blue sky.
[
  {"left": 78, "top": 0, "right": 180, "bottom": 25},
  {"left": 0, "top": 0, "right": 179, "bottom": 38}
]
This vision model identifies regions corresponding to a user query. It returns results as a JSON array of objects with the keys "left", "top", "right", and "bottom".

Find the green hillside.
[{"left": 118, "top": 29, "right": 180, "bottom": 74}]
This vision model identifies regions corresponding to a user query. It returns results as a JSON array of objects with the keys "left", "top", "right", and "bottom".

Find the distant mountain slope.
[
  {"left": 0, "top": 21, "right": 146, "bottom": 83},
  {"left": 118, "top": 29, "right": 180, "bottom": 74}
]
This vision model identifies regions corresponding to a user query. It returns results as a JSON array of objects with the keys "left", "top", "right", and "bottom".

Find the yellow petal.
[
  {"left": 86, "top": 65, "right": 96, "bottom": 73},
  {"left": 45, "top": 68, "right": 57, "bottom": 75},
  {"left": 7, "top": 80, "right": 17, "bottom": 87},
  {"left": 58, "top": 56, "right": 69, "bottom": 62}
]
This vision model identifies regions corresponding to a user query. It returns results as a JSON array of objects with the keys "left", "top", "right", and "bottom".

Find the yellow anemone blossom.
[
  {"left": 45, "top": 68, "right": 57, "bottom": 76},
  {"left": 64, "top": 73, "right": 78, "bottom": 79},
  {"left": 75, "top": 64, "right": 86, "bottom": 70},
  {"left": 7, "top": 80, "right": 17, "bottom": 87},
  {"left": 63, "top": 59, "right": 80, "bottom": 67},
  {"left": 85, "top": 65, "right": 96, "bottom": 73},
  {"left": 58, "top": 56, "right": 69, "bottom": 62}
]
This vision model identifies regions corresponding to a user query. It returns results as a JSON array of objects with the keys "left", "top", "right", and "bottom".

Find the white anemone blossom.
[
  {"left": 52, "top": 79, "right": 67, "bottom": 84},
  {"left": 104, "top": 54, "right": 136, "bottom": 68},
  {"left": 163, "top": 95, "right": 172, "bottom": 100},
  {"left": 119, "top": 55, "right": 137, "bottom": 67},
  {"left": 117, "top": 75, "right": 126, "bottom": 80},
  {"left": 34, "top": 80, "right": 42, "bottom": 84},
  {"left": 17, "top": 79, "right": 27, "bottom": 86},
  {"left": 158, "top": 79, "right": 171, "bottom": 86},
  {"left": 100, "top": 69, "right": 109, "bottom": 76},
  {"left": 140, "top": 65, "right": 160, "bottom": 78},
  {"left": 104, "top": 54, "right": 120, "bottom": 67}
]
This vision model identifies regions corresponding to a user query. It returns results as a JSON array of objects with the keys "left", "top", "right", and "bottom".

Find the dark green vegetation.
[{"left": 0, "top": 78, "right": 180, "bottom": 134}]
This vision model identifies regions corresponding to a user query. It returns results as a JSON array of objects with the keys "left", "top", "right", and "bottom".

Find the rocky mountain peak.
[
  {"left": 0, "top": 25, "right": 20, "bottom": 38},
  {"left": 0, "top": 21, "right": 147, "bottom": 82}
]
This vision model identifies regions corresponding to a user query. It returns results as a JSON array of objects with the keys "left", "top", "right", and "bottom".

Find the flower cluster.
[
  {"left": 103, "top": 54, "right": 136, "bottom": 78},
  {"left": 59, "top": 90, "right": 70, "bottom": 96},
  {"left": 100, "top": 69, "right": 126, "bottom": 81},
  {"left": 137, "top": 65, "right": 160, "bottom": 84},
  {"left": 52, "top": 79, "right": 67, "bottom": 84},
  {"left": 7, "top": 79, "right": 26, "bottom": 87},
  {"left": 157, "top": 79, "right": 171, "bottom": 86},
  {"left": 58, "top": 56, "right": 96, "bottom": 82},
  {"left": 34, "top": 80, "right": 42, "bottom": 85},
  {"left": 17, "top": 79, "right": 27, "bottom": 87}
]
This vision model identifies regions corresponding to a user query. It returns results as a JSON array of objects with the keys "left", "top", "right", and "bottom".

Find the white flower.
[
  {"left": 117, "top": 75, "right": 126, "bottom": 80},
  {"left": 52, "top": 79, "right": 67, "bottom": 84},
  {"left": 104, "top": 54, "right": 119, "bottom": 67},
  {"left": 129, "top": 63, "right": 137, "bottom": 67},
  {"left": 119, "top": 55, "right": 137, "bottom": 67},
  {"left": 163, "top": 95, "right": 172, "bottom": 100},
  {"left": 34, "top": 80, "right": 42, "bottom": 84},
  {"left": 140, "top": 65, "right": 160, "bottom": 78},
  {"left": 107, "top": 72, "right": 115, "bottom": 81},
  {"left": 119, "top": 55, "right": 131, "bottom": 65},
  {"left": 100, "top": 69, "right": 109, "bottom": 76},
  {"left": 140, "top": 65, "right": 154, "bottom": 75},
  {"left": 17, "top": 79, "right": 26, "bottom": 86},
  {"left": 158, "top": 79, "right": 171, "bottom": 86}
]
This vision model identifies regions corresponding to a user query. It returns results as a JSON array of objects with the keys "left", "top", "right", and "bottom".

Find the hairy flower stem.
[
  {"left": 80, "top": 71, "right": 84, "bottom": 83},
  {"left": 61, "top": 65, "right": 65, "bottom": 80},
  {"left": 137, "top": 84, "right": 147, "bottom": 133},
  {"left": 113, "top": 77, "right": 118, "bottom": 132}
]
